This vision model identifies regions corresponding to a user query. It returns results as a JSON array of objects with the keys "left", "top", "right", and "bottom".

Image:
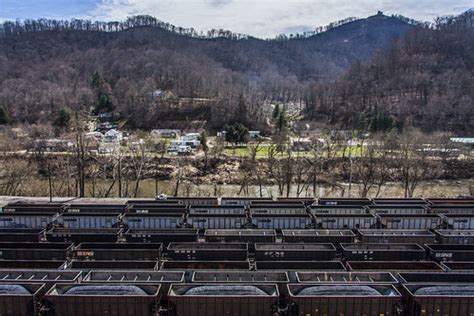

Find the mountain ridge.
[{"left": 0, "top": 13, "right": 416, "bottom": 129}]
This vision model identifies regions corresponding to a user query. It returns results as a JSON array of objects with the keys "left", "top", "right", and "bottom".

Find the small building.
[
  {"left": 450, "top": 137, "right": 474, "bottom": 148},
  {"left": 168, "top": 140, "right": 187, "bottom": 152},
  {"left": 167, "top": 141, "right": 192, "bottom": 155},
  {"left": 151, "top": 129, "right": 181, "bottom": 139},
  {"left": 96, "top": 122, "right": 116, "bottom": 132},
  {"left": 182, "top": 133, "right": 201, "bottom": 141},
  {"left": 168, "top": 139, "right": 200, "bottom": 151},
  {"left": 151, "top": 89, "right": 165, "bottom": 97},
  {"left": 186, "top": 140, "right": 201, "bottom": 148},
  {"left": 103, "top": 129, "right": 123, "bottom": 143},
  {"left": 98, "top": 112, "right": 113, "bottom": 122},
  {"left": 249, "top": 131, "right": 261, "bottom": 139}
]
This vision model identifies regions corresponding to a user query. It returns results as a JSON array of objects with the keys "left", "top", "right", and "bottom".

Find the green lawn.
[
  {"left": 223, "top": 144, "right": 369, "bottom": 159},
  {"left": 223, "top": 145, "right": 287, "bottom": 158}
]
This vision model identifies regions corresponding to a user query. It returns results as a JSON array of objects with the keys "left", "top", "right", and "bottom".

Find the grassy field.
[
  {"left": 223, "top": 144, "right": 367, "bottom": 158},
  {"left": 223, "top": 145, "right": 285, "bottom": 158}
]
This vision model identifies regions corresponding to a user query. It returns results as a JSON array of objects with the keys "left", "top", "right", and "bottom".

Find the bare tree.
[
  {"left": 0, "top": 158, "right": 33, "bottom": 196},
  {"left": 72, "top": 113, "right": 89, "bottom": 197},
  {"left": 266, "top": 145, "right": 286, "bottom": 196},
  {"left": 247, "top": 139, "right": 265, "bottom": 197},
  {"left": 129, "top": 141, "right": 150, "bottom": 198},
  {"left": 396, "top": 128, "right": 437, "bottom": 197}
]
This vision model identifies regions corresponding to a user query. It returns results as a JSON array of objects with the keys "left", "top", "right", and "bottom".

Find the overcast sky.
[{"left": 1, "top": 0, "right": 472, "bottom": 38}]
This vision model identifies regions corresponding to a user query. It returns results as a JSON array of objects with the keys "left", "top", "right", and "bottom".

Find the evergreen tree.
[
  {"left": 91, "top": 70, "right": 103, "bottom": 91},
  {"left": 200, "top": 132, "right": 208, "bottom": 152},
  {"left": 200, "top": 132, "right": 209, "bottom": 166},
  {"left": 273, "top": 107, "right": 289, "bottom": 152},
  {"left": 91, "top": 71, "right": 113, "bottom": 113},
  {"left": 272, "top": 104, "right": 280, "bottom": 120},
  {"left": 0, "top": 107, "right": 10, "bottom": 125},
  {"left": 275, "top": 109, "right": 288, "bottom": 132},
  {"left": 53, "top": 107, "right": 71, "bottom": 130},
  {"left": 224, "top": 123, "right": 249, "bottom": 146}
]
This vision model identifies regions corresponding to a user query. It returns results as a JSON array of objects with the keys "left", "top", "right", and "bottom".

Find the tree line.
[
  {"left": 0, "top": 15, "right": 249, "bottom": 40},
  {"left": 0, "top": 125, "right": 471, "bottom": 198}
]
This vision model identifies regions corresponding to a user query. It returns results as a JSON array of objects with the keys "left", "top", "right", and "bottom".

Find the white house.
[
  {"left": 168, "top": 140, "right": 192, "bottom": 154},
  {"left": 182, "top": 133, "right": 201, "bottom": 141},
  {"left": 451, "top": 137, "right": 474, "bottom": 148},
  {"left": 103, "top": 129, "right": 123, "bottom": 143},
  {"left": 151, "top": 129, "right": 181, "bottom": 138}
]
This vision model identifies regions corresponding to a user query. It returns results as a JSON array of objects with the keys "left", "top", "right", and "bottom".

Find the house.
[
  {"left": 168, "top": 139, "right": 200, "bottom": 151},
  {"left": 168, "top": 140, "right": 187, "bottom": 151},
  {"left": 249, "top": 131, "right": 261, "bottom": 139},
  {"left": 103, "top": 129, "right": 123, "bottom": 143},
  {"left": 182, "top": 133, "right": 201, "bottom": 141},
  {"left": 98, "top": 112, "right": 113, "bottom": 122},
  {"left": 176, "top": 145, "right": 192, "bottom": 155},
  {"left": 451, "top": 137, "right": 474, "bottom": 149},
  {"left": 185, "top": 140, "right": 201, "bottom": 148},
  {"left": 151, "top": 89, "right": 165, "bottom": 97},
  {"left": 96, "top": 122, "right": 116, "bottom": 132},
  {"left": 151, "top": 129, "right": 181, "bottom": 138},
  {"left": 167, "top": 140, "right": 192, "bottom": 154}
]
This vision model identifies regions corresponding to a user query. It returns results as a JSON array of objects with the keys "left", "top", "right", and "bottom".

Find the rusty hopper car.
[
  {"left": 123, "top": 228, "right": 198, "bottom": 244},
  {"left": 358, "top": 229, "right": 436, "bottom": 244},
  {"left": 295, "top": 272, "right": 398, "bottom": 285},
  {"left": 426, "top": 244, "right": 474, "bottom": 262},
  {"left": 0, "top": 283, "right": 46, "bottom": 316},
  {"left": 346, "top": 261, "right": 445, "bottom": 272},
  {"left": 168, "top": 283, "right": 279, "bottom": 316},
  {"left": 167, "top": 243, "right": 248, "bottom": 261},
  {"left": 73, "top": 242, "right": 163, "bottom": 261},
  {"left": 288, "top": 284, "right": 402, "bottom": 316},
  {"left": 254, "top": 243, "right": 336, "bottom": 261},
  {"left": 282, "top": 229, "right": 355, "bottom": 245},
  {"left": 204, "top": 229, "right": 276, "bottom": 243},
  {"left": 434, "top": 230, "right": 474, "bottom": 244},
  {"left": 403, "top": 284, "right": 474, "bottom": 316},
  {"left": 341, "top": 243, "right": 426, "bottom": 261},
  {"left": 45, "top": 283, "right": 161, "bottom": 316}
]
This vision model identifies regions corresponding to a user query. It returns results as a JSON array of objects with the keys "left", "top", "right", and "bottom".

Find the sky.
[{"left": 1, "top": 0, "right": 473, "bottom": 38}]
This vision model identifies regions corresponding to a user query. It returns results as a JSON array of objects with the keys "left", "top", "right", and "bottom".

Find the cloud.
[{"left": 5, "top": 0, "right": 472, "bottom": 38}]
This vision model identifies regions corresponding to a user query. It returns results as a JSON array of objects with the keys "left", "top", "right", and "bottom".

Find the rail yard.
[{"left": 0, "top": 196, "right": 473, "bottom": 315}]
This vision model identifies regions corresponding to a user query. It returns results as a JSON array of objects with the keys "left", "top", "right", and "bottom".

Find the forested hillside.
[
  {"left": 305, "top": 11, "right": 474, "bottom": 134},
  {"left": 0, "top": 13, "right": 413, "bottom": 130},
  {"left": 1, "top": 11, "right": 472, "bottom": 133}
]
